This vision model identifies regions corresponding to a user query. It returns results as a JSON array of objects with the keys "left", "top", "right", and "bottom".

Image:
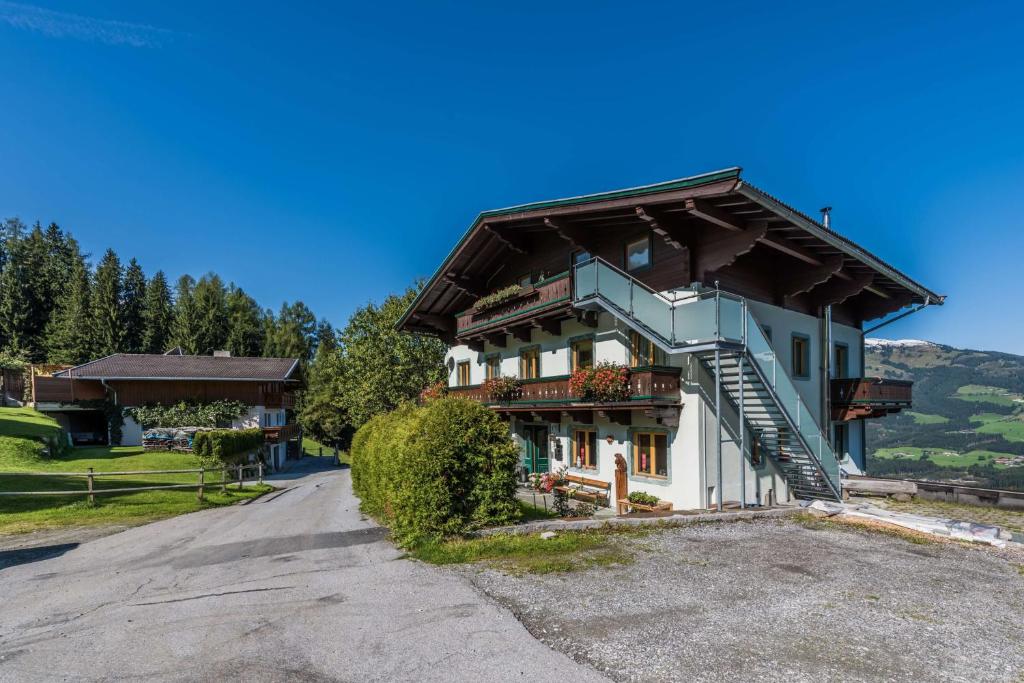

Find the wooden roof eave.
[{"left": 734, "top": 182, "right": 945, "bottom": 306}]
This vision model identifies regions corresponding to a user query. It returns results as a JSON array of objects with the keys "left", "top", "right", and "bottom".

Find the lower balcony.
[
  {"left": 263, "top": 422, "right": 302, "bottom": 443},
  {"left": 831, "top": 377, "right": 913, "bottom": 421},
  {"left": 448, "top": 367, "right": 682, "bottom": 426}
]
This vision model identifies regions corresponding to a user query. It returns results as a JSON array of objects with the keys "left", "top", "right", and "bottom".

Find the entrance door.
[{"left": 522, "top": 425, "right": 549, "bottom": 474}]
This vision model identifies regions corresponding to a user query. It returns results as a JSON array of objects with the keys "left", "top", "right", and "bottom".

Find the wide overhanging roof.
[
  {"left": 54, "top": 354, "right": 301, "bottom": 381},
  {"left": 399, "top": 167, "right": 944, "bottom": 333}
]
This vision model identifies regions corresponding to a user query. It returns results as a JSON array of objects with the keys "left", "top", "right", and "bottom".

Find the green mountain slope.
[{"left": 865, "top": 339, "right": 1024, "bottom": 489}]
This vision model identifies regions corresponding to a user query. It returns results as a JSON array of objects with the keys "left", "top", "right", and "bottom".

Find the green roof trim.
[{"left": 478, "top": 168, "right": 741, "bottom": 217}]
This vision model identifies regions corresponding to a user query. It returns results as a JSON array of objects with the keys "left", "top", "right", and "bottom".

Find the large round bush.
[{"left": 350, "top": 397, "right": 520, "bottom": 546}]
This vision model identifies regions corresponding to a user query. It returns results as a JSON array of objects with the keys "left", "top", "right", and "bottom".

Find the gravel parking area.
[{"left": 464, "top": 518, "right": 1024, "bottom": 682}]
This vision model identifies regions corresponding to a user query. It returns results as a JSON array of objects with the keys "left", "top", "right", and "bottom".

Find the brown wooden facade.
[
  {"left": 32, "top": 376, "right": 297, "bottom": 409},
  {"left": 831, "top": 377, "right": 913, "bottom": 421}
]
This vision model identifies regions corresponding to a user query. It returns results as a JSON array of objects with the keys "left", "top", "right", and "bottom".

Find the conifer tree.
[
  {"left": 91, "top": 248, "right": 124, "bottom": 356},
  {"left": 121, "top": 258, "right": 147, "bottom": 353},
  {"left": 171, "top": 275, "right": 200, "bottom": 354},
  {"left": 142, "top": 270, "right": 174, "bottom": 354},
  {"left": 193, "top": 274, "right": 228, "bottom": 354},
  {"left": 225, "top": 285, "right": 264, "bottom": 357},
  {"left": 44, "top": 246, "right": 94, "bottom": 364},
  {"left": 0, "top": 223, "right": 49, "bottom": 360}
]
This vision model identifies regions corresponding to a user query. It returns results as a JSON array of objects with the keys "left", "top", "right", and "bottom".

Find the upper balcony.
[
  {"left": 263, "top": 422, "right": 302, "bottom": 443},
  {"left": 831, "top": 377, "right": 912, "bottom": 421},
  {"left": 455, "top": 272, "right": 573, "bottom": 343}
]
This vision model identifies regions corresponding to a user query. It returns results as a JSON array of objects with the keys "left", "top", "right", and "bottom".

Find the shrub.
[
  {"left": 350, "top": 397, "right": 521, "bottom": 547},
  {"left": 419, "top": 380, "right": 447, "bottom": 403},
  {"left": 482, "top": 376, "right": 521, "bottom": 402},
  {"left": 125, "top": 400, "right": 248, "bottom": 429},
  {"left": 569, "top": 362, "right": 632, "bottom": 402},
  {"left": 193, "top": 428, "right": 264, "bottom": 467}
]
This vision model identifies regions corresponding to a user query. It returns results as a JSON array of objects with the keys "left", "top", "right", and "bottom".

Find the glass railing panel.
[
  {"left": 632, "top": 286, "right": 673, "bottom": 340},
  {"left": 673, "top": 298, "right": 718, "bottom": 344},
  {"left": 596, "top": 262, "right": 632, "bottom": 314},
  {"left": 719, "top": 297, "right": 744, "bottom": 343},
  {"left": 744, "top": 313, "right": 777, "bottom": 380},
  {"left": 574, "top": 261, "right": 597, "bottom": 299}
]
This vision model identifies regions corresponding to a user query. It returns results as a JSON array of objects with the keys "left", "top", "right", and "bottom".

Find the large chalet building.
[{"left": 399, "top": 167, "right": 943, "bottom": 509}]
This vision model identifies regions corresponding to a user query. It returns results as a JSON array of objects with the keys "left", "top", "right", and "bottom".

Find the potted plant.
[
  {"left": 568, "top": 362, "right": 632, "bottom": 402},
  {"left": 626, "top": 491, "right": 672, "bottom": 512},
  {"left": 474, "top": 284, "right": 525, "bottom": 312},
  {"left": 483, "top": 375, "right": 521, "bottom": 402}
]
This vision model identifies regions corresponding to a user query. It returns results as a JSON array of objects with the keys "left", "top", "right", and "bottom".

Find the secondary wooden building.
[
  {"left": 399, "top": 167, "right": 942, "bottom": 508},
  {"left": 31, "top": 352, "right": 302, "bottom": 470}
]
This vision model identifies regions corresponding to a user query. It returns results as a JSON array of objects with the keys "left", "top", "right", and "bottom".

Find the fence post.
[
  {"left": 197, "top": 467, "right": 205, "bottom": 502},
  {"left": 237, "top": 464, "right": 243, "bottom": 490},
  {"left": 258, "top": 462, "right": 264, "bottom": 485},
  {"left": 221, "top": 467, "right": 227, "bottom": 492},
  {"left": 87, "top": 466, "right": 95, "bottom": 505}
]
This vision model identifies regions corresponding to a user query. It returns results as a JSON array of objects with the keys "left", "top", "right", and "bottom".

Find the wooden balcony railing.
[
  {"left": 456, "top": 273, "right": 572, "bottom": 339},
  {"left": 831, "top": 377, "right": 913, "bottom": 421},
  {"left": 31, "top": 376, "right": 106, "bottom": 403},
  {"left": 263, "top": 422, "right": 302, "bottom": 443},
  {"left": 448, "top": 367, "right": 681, "bottom": 409}
]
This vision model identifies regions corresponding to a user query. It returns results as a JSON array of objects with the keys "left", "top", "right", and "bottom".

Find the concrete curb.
[{"left": 471, "top": 506, "right": 800, "bottom": 537}]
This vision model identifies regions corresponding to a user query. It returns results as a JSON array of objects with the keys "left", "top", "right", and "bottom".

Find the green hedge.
[
  {"left": 350, "top": 397, "right": 521, "bottom": 547},
  {"left": 193, "top": 428, "right": 265, "bottom": 466}
]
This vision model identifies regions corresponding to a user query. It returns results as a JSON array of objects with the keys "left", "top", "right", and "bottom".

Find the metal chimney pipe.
[{"left": 820, "top": 206, "right": 832, "bottom": 229}]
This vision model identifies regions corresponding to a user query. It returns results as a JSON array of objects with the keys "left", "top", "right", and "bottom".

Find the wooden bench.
[{"left": 554, "top": 474, "right": 611, "bottom": 507}]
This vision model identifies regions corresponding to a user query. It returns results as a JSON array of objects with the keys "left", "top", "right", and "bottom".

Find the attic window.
[{"left": 625, "top": 236, "right": 652, "bottom": 272}]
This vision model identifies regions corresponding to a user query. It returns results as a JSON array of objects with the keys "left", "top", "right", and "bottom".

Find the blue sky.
[{"left": 1, "top": 1, "right": 1022, "bottom": 352}]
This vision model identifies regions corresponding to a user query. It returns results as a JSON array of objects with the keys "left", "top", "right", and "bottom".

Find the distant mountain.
[{"left": 865, "top": 339, "right": 1024, "bottom": 489}]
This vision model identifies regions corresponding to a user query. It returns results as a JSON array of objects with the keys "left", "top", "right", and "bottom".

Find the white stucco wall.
[{"left": 447, "top": 298, "right": 865, "bottom": 509}]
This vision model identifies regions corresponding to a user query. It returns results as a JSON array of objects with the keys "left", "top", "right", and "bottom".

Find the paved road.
[{"left": 0, "top": 458, "right": 605, "bottom": 682}]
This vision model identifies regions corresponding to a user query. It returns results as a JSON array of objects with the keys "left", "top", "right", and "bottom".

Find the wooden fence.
[{"left": 0, "top": 463, "right": 265, "bottom": 503}]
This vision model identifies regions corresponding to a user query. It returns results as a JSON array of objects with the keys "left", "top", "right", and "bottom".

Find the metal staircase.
[{"left": 573, "top": 257, "right": 841, "bottom": 502}]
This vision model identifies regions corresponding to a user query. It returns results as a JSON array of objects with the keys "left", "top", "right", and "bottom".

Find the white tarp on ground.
[{"left": 803, "top": 499, "right": 1013, "bottom": 548}]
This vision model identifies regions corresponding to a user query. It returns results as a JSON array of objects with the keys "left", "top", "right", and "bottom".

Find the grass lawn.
[
  {"left": 410, "top": 528, "right": 636, "bottom": 575},
  {"left": 970, "top": 414, "right": 1024, "bottom": 443},
  {"left": 953, "top": 385, "right": 1020, "bottom": 407},
  {"left": 0, "top": 407, "right": 269, "bottom": 535},
  {"left": 907, "top": 412, "right": 949, "bottom": 425},
  {"left": 301, "top": 437, "right": 350, "bottom": 464},
  {"left": 0, "top": 407, "right": 63, "bottom": 440},
  {"left": 873, "top": 446, "right": 1015, "bottom": 469}
]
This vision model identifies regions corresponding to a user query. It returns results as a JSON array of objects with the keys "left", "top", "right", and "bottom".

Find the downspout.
[{"left": 100, "top": 379, "right": 117, "bottom": 445}]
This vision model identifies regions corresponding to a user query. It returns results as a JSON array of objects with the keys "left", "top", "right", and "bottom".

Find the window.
[
  {"left": 570, "top": 337, "right": 594, "bottom": 371},
  {"left": 632, "top": 431, "right": 668, "bottom": 478},
  {"left": 625, "top": 235, "right": 652, "bottom": 272},
  {"left": 750, "top": 435, "right": 762, "bottom": 467},
  {"left": 833, "top": 423, "right": 848, "bottom": 460},
  {"left": 457, "top": 360, "right": 471, "bottom": 386},
  {"left": 573, "top": 428, "right": 598, "bottom": 469},
  {"left": 519, "top": 346, "right": 540, "bottom": 379},
  {"left": 791, "top": 334, "right": 810, "bottom": 379},
  {"left": 572, "top": 250, "right": 592, "bottom": 266},
  {"left": 834, "top": 344, "right": 849, "bottom": 379},
  {"left": 517, "top": 273, "right": 535, "bottom": 287},
  {"left": 629, "top": 330, "right": 661, "bottom": 367},
  {"left": 485, "top": 355, "right": 501, "bottom": 380}
]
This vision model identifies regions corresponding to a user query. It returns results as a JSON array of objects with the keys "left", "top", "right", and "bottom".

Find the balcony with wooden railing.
[
  {"left": 831, "top": 377, "right": 913, "bottom": 421},
  {"left": 455, "top": 272, "right": 572, "bottom": 340},
  {"left": 31, "top": 376, "right": 107, "bottom": 403},
  {"left": 263, "top": 422, "right": 302, "bottom": 443},
  {"left": 448, "top": 367, "right": 682, "bottom": 415}
]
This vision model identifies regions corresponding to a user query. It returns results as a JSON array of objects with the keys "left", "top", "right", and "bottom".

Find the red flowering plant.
[
  {"left": 418, "top": 380, "right": 447, "bottom": 403},
  {"left": 569, "top": 361, "right": 632, "bottom": 402},
  {"left": 482, "top": 375, "right": 521, "bottom": 402}
]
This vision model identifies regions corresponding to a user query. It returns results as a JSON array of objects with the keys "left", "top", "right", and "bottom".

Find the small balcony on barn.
[
  {"left": 455, "top": 272, "right": 579, "bottom": 349},
  {"left": 448, "top": 366, "right": 682, "bottom": 426},
  {"left": 263, "top": 422, "right": 302, "bottom": 444},
  {"left": 831, "top": 377, "right": 913, "bottom": 421}
]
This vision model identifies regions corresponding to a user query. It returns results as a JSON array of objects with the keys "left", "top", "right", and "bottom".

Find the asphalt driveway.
[{"left": 0, "top": 457, "right": 604, "bottom": 682}]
